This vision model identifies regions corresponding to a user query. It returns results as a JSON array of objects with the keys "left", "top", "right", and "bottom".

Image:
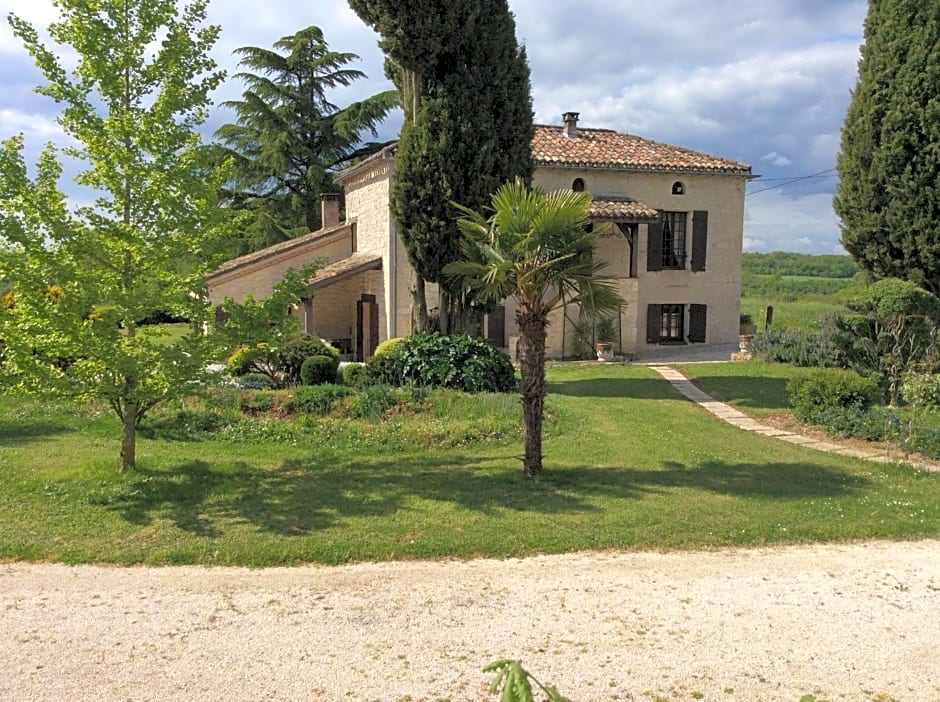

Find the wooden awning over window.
[{"left": 588, "top": 197, "right": 659, "bottom": 222}]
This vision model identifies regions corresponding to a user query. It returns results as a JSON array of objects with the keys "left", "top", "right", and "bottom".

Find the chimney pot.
[
  {"left": 320, "top": 192, "right": 340, "bottom": 229},
  {"left": 562, "top": 111, "right": 580, "bottom": 138}
]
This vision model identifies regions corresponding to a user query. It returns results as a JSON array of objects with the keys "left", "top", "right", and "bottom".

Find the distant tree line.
[{"left": 742, "top": 252, "right": 859, "bottom": 279}]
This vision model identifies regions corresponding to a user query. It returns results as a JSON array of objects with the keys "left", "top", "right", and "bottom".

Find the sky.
[{"left": 0, "top": 0, "right": 868, "bottom": 254}]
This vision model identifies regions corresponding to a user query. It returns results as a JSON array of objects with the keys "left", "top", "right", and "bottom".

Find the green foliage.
[
  {"left": 346, "top": 383, "right": 398, "bottom": 419},
  {"left": 212, "top": 26, "right": 396, "bottom": 254},
  {"left": 741, "top": 272, "right": 866, "bottom": 303},
  {"left": 834, "top": 2, "right": 940, "bottom": 296},
  {"left": 216, "top": 265, "right": 320, "bottom": 349},
  {"left": 485, "top": 660, "right": 571, "bottom": 702},
  {"left": 237, "top": 372, "right": 274, "bottom": 389},
  {"left": 787, "top": 369, "right": 881, "bottom": 423},
  {"left": 291, "top": 384, "right": 354, "bottom": 414},
  {"left": 1, "top": 0, "right": 233, "bottom": 471},
  {"left": 364, "top": 351, "right": 404, "bottom": 386},
  {"left": 341, "top": 362, "right": 368, "bottom": 388},
  {"left": 742, "top": 252, "right": 859, "bottom": 279},
  {"left": 447, "top": 180, "right": 623, "bottom": 476},
  {"left": 348, "top": 0, "right": 534, "bottom": 328},
  {"left": 749, "top": 320, "right": 846, "bottom": 368},
  {"left": 372, "top": 337, "right": 404, "bottom": 358},
  {"left": 239, "top": 390, "right": 276, "bottom": 414},
  {"left": 300, "top": 355, "right": 338, "bottom": 386},
  {"left": 278, "top": 334, "right": 339, "bottom": 383},
  {"left": 227, "top": 333, "right": 339, "bottom": 387},
  {"left": 833, "top": 278, "right": 940, "bottom": 404},
  {"left": 902, "top": 371, "right": 940, "bottom": 411},
  {"left": 395, "top": 333, "right": 516, "bottom": 392}
]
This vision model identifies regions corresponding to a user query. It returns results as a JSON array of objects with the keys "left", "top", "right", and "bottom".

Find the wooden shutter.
[
  {"left": 689, "top": 304, "right": 707, "bottom": 343},
  {"left": 691, "top": 210, "right": 708, "bottom": 272},
  {"left": 646, "top": 215, "right": 663, "bottom": 271},
  {"left": 646, "top": 304, "right": 662, "bottom": 343}
]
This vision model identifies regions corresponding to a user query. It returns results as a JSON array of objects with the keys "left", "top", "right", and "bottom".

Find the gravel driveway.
[{"left": 3, "top": 540, "right": 939, "bottom": 701}]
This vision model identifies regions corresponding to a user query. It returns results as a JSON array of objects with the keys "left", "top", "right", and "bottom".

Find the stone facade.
[{"left": 207, "top": 115, "right": 751, "bottom": 361}]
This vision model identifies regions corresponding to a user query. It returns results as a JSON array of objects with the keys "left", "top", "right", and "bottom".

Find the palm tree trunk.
[{"left": 517, "top": 310, "right": 548, "bottom": 476}]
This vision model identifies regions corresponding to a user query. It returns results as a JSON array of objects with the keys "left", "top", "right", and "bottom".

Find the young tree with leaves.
[
  {"left": 1, "top": 0, "right": 233, "bottom": 471},
  {"left": 447, "top": 181, "right": 623, "bottom": 477},
  {"left": 834, "top": 0, "right": 940, "bottom": 297},
  {"left": 214, "top": 26, "right": 397, "bottom": 255},
  {"left": 348, "top": 0, "right": 534, "bottom": 331}
]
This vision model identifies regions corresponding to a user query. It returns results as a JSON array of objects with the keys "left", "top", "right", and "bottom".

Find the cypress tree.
[
  {"left": 834, "top": 0, "right": 940, "bottom": 297},
  {"left": 348, "top": 0, "right": 534, "bottom": 330}
]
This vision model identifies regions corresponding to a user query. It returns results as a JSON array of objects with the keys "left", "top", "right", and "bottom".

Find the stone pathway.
[{"left": 650, "top": 365, "right": 939, "bottom": 472}]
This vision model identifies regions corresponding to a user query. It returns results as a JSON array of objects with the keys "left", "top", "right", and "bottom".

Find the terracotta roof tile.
[
  {"left": 589, "top": 197, "right": 659, "bottom": 222},
  {"left": 533, "top": 125, "right": 751, "bottom": 175}
]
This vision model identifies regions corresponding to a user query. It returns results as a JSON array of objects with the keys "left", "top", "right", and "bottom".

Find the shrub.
[
  {"left": 750, "top": 324, "right": 845, "bottom": 368},
  {"left": 292, "top": 384, "right": 354, "bottom": 415},
  {"left": 239, "top": 390, "right": 276, "bottom": 414},
  {"left": 277, "top": 334, "right": 339, "bottom": 384},
  {"left": 346, "top": 384, "right": 398, "bottom": 419},
  {"left": 226, "top": 345, "right": 265, "bottom": 376},
  {"left": 396, "top": 333, "right": 516, "bottom": 392},
  {"left": 364, "top": 351, "right": 404, "bottom": 386},
  {"left": 238, "top": 372, "right": 273, "bottom": 389},
  {"left": 342, "top": 363, "right": 369, "bottom": 388},
  {"left": 902, "top": 371, "right": 940, "bottom": 411},
  {"left": 813, "top": 405, "right": 901, "bottom": 442},
  {"left": 300, "top": 355, "right": 338, "bottom": 386},
  {"left": 372, "top": 337, "right": 404, "bottom": 358},
  {"left": 787, "top": 368, "right": 881, "bottom": 423}
]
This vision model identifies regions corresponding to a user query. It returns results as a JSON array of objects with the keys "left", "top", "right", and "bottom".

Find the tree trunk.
[
  {"left": 439, "top": 288, "right": 450, "bottom": 335},
  {"left": 517, "top": 309, "right": 548, "bottom": 477},
  {"left": 120, "top": 401, "right": 138, "bottom": 472},
  {"left": 411, "top": 270, "right": 428, "bottom": 333}
]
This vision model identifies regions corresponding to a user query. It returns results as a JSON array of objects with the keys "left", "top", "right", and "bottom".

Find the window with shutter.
[
  {"left": 689, "top": 304, "right": 707, "bottom": 342},
  {"left": 691, "top": 210, "right": 708, "bottom": 272}
]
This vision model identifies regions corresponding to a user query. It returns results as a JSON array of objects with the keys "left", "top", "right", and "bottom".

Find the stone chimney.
[
  {"left": 562, "top": 111, "right": 580, "bottom": 138},
  {"left": 320, "top": 192, "right": 340, "bottom": 229}
]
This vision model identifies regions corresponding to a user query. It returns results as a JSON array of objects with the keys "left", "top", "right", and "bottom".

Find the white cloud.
[
  {"left": 761, "top": 152, "right": 793, "bottom": 167},
  {"left": 744, "top": 190, "right": 845, "bottom": 254},
  {"left": 0, "top": 108, "right": 64, "bottom": 140}
]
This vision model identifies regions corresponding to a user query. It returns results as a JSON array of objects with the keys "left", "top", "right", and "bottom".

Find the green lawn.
[
  {"left": 2, "top": 364, "right": 938, "bottom": 566},
  {"left": 673, "top": 360, "right": 809, "bottom": 417},
  {"left": 740, "top": 296, "right": 847, "bottom": 332}
]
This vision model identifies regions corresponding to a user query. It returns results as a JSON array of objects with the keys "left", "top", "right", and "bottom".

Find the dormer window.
[
  {"left": 572, "top": 178, "right": 585, "bottom": 192},
  {"left": 672, "top": 181, "right": 685, "bottom": 195}
]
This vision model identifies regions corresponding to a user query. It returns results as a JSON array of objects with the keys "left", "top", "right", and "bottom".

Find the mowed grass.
[
  {"left": 1, "top": 364, "right": 939, "bottom": 566},
  {"left": 740, "top": 296, "right": 847, "bottom": 332},
  {"left": 672, "top": 360, "right": 810, "bottom": 417}
]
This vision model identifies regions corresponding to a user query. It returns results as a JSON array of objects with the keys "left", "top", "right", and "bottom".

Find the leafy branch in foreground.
[{"left": 485, "top": 659, "right": 571, "bottom": 702}]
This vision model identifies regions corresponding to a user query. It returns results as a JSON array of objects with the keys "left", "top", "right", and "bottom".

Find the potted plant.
[{"left": 595, "top": 317, "right": 616, "bottom": 361}]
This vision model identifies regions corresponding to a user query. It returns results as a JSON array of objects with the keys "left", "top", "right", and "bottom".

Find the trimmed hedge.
[
  {"left": 300, "top": 355, "right": 338, "bottom": 386},
  {"left": 787, "top": 368, "right": 880, "bottom": 423},
  {"left": 394, "top": 333, "right": 515, "bottom": 393}
]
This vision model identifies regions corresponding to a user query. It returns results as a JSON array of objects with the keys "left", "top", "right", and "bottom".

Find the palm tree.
[
  {"left": 214, "top": 26, "right": 398, "bottom": 253},
  {"left": 446, "top": 180, "right": 624, "bottom": 476}
]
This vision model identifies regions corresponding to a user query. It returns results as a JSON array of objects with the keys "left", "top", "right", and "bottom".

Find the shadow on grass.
[
  {"left": 0, "top": 420, "right": 74, "bottom": 444},
  {"left": 682, "top": 376, "right": 792, "bottom": 411},
  {"left": 549, "top": 376, "right": 678, "bottom": 400},
  {"left": 96, "top": 452, "right": 870, "bottom": 536}
]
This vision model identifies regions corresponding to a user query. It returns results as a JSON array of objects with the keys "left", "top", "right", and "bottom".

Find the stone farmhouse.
[{"left": 207, "top": 112, "right": 753, "bottom": 360}]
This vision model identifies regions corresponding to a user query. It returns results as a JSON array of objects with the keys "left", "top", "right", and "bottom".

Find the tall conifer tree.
[
  {"left": 348, "top": 0, "right": 534, "bottom": 330},
  {"left": 214, "top": 26, "right": 397, "bottom": 255},
  {"left": 834, "top": 0, "right": 940, "bottom": 297}
]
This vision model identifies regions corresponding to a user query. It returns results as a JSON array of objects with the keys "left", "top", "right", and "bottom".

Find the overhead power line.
[{"left": 746, "top": 168, "right": 837, "bottom": 196}]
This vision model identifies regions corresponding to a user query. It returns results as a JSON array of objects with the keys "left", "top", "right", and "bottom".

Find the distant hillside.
[{"left": 742, "top": 252, "right": 858, "bottom": 278}]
